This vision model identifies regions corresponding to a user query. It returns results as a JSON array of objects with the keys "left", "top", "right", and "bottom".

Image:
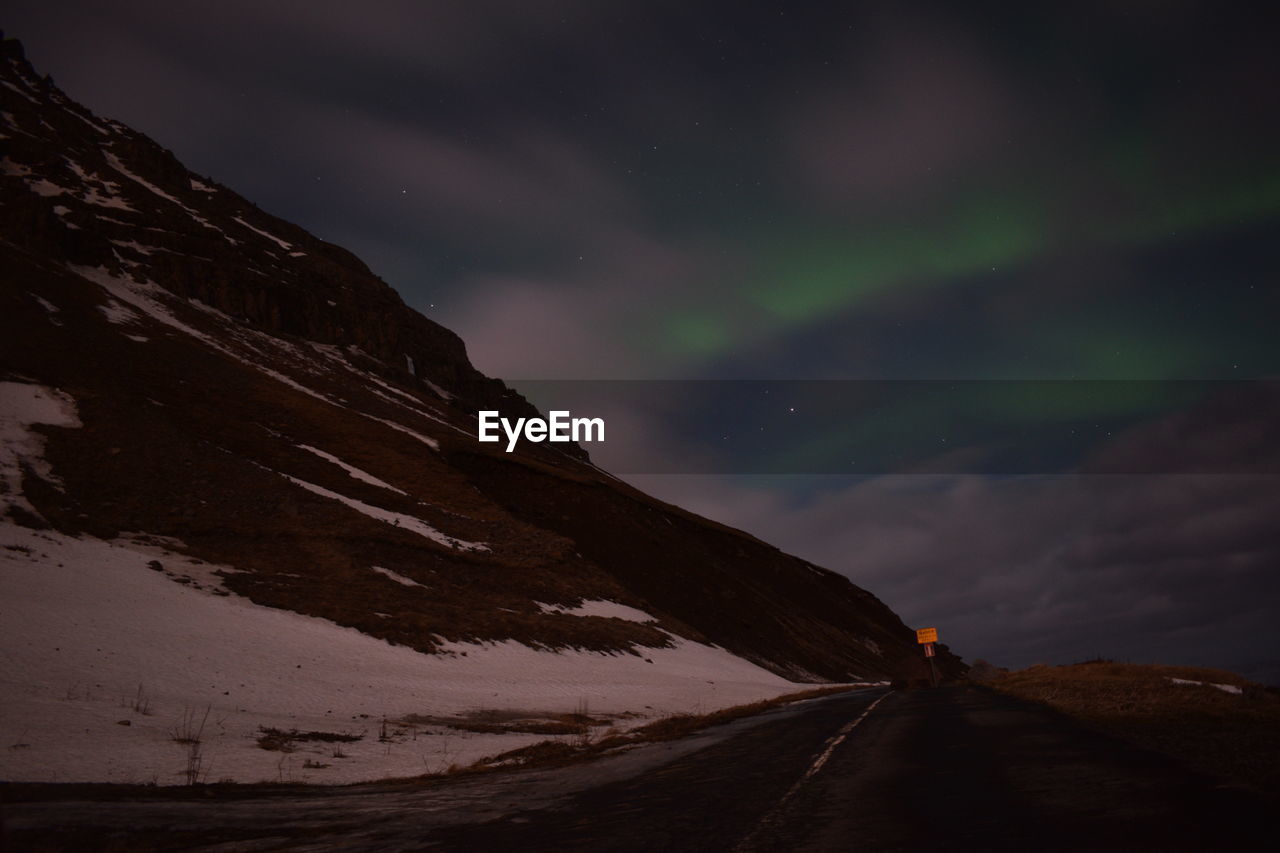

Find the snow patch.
[
  {"left": 424, "top": 380, "right": 454, "bottom": 400},
  {"left": 0, "top": 523, "right": 800, "bottom": 785},
  {"left": 81, "top": 187, "right": 134, "bottom": 210},
  {"left": 267, "top": 466, "right": 486, "bottom": 552},
  {"left": 297, "top": 444, "right": 406, "bottom": 495},
  {"left": 66, "top": 108, "right": 110, "bottom": 135},
  {"left": 97, "top": 298, "right": 142, "bottom": 326},
  {"left": 109, "top": 239, "right": 156, "bottom": 256},
  {"left": 72, "top": 266, "right": 332, "bottom": 405},
  {"left": 541, "top": 600, "right": 658, "bottom": 623},
  {"left": 64, "top": 159, "right": 103, "bottom": 185},
  {"left": 103, "top": 152, "right": 182, "bottom": 205},
  {"left": 232, "top": 216, "right": 293, "bottom": 250},
  {"left": 0, "top": 383, "right": 80, "bottom": 516},
  {"left": 29, "top": 293, "right": 59, "bottom": 314},
  {"left": 0, "top": 79, "right": 39, "bottom": 104},
  {"left": 370, "top": 565, "right": 424, "bottom": 587},
  {"left": 26, "top": 178, "right": 69, "bottom": 197},
  {"left": 1167, "top": 677, "right": 1243, "bottom": 695},
  {"left": 103, "top": 152, "right": 225, "bottom": 236},
  {"left": 366, "top": 416, "right": 441, "bottom": 451}
]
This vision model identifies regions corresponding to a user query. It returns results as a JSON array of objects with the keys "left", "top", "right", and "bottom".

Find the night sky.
[{"left": 9, "top": 1, "right": 1280, "bottom": 679}]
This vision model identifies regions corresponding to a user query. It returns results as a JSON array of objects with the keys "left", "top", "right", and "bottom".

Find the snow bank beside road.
[{"left": 0, "top": 522, "right": 800, "bottom": 786}]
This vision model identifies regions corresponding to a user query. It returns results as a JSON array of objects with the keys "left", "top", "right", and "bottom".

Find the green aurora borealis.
[
  {"left": 9, "top": 0, "right": 1280, "bottom": 674},
  {"left": 658, "top": 161, "right": 1280, "bottom": 374}
]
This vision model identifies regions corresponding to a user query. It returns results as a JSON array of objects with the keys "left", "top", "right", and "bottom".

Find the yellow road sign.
[{"left": 916, "top": 627, "right": 938, "bottom": 644}]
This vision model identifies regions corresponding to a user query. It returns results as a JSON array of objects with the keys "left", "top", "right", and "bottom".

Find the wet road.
[{"left": 4, "top": 686, "right": 1273, "bottom": 851}]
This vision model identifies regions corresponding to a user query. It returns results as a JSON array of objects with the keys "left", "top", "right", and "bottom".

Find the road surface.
[{"left": 3, "top": 686, "right": 1272, "bottom": 851}]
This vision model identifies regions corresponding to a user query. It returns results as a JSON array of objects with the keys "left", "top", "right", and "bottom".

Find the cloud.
[
  {"left": 628, "top": 471, "right": 1280, "bottom": 677},
  {"left": 9, "top": 0, "right": 1279, "bottom": 684},
  {"left": 619, "top": 385, "right": 1280, "bottom": 674},
  {"left": 442, "top": 276, "right": 637, "bottom": 379},
  {"left": 1085, "top": 382, "right": 1280, "bottom": 474},
  {"left": 282, "top": 103, "right": 633, "bottom": 238},
  {"left": 784, "top": 17, "right": 1016, "bottom": 208},
  {"left": 441, "top": 226, "right": 739, "bottom": 378}
]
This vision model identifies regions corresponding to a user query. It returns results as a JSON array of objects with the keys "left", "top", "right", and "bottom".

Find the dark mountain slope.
[{"left": 0, "top": 37, "right": 960, "bottom": 683}]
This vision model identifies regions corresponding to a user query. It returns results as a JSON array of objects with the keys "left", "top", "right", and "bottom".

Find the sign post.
[{"left": 916, "top": 627, "right": 940, "bottom": 687}]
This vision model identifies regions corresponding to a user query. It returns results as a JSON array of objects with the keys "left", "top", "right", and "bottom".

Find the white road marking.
[
  {"left": 791, "top": 692, "right": 889, "bottom": 790},
  {"left": 735, "top": 691, "right": 892, "bottom": 851}
]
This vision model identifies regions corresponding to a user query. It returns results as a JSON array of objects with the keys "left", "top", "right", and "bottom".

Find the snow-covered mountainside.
[{"left": 1, "top": 37, "right": 959, "bottom": 784}]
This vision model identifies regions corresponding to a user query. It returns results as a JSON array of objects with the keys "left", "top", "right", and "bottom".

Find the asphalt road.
[
  {"left": 4, "top": 686, "right": 1273, "bottom": 851},
  {"left": 428, "top": 686, "right": 1273, "bottom": 852}
]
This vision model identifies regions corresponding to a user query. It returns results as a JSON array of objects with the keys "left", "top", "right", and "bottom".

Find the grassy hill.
[{"left": 985, "top": 661, "right": 1280, "bottom": 797}]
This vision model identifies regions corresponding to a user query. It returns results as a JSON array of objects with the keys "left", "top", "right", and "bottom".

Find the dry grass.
[
  {"left": 474, "top": 685, "right": 862, "bottom": 771},
  {"left": 397, "top": 707, "right": 614, "bottom": 736},
  {"left": 987, "top": 661, "right": 1280, "bottom": 795},
  {"left": 255, "top": 727, "right": 363, "bottom": 753}
]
